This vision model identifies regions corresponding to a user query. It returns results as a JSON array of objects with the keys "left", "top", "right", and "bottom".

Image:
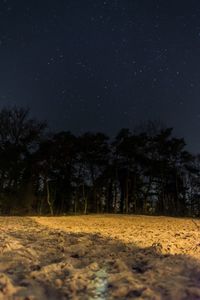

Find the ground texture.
[{"left": 0, "top": 215, "right": 199, "bottom": 300}]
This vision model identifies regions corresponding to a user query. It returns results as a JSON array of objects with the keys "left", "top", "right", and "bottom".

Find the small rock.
[
  {"left": 151, "top": 242, "right": 163, "bottom": 253},
  {"left": 55, "top": 278, "right": 63, "bottom": 288},
  {"left": 89, "top": 262, "right": 99, "bottom": 272}
]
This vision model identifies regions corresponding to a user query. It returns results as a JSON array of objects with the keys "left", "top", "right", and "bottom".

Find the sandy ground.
[{"left": 0, "top": 215, "right": 199, "bottom": 300}]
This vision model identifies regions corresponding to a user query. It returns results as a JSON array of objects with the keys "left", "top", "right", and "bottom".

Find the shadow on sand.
[{"left": 0, "top": 217, "right": 199, "bottom": 299}]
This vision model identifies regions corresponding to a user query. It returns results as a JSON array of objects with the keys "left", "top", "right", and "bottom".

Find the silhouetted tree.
[
  {"left": 76, "top": 132, "right": 110, "bottom": 213},
  {"left": 0, "top": 106, "right": 198, "bottom": 217},
  {"left": 0, "top": 107, "right": 46, "bottom": 213}
]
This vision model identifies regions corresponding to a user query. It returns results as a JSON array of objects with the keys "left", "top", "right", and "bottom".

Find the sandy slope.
[{"left": 0, "top": 215, "right": 199, "bottom": 300}]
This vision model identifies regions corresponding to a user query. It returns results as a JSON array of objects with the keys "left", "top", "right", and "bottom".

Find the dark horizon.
[{"left": 1, "top": 0, "right": 200, "bottom": 152}]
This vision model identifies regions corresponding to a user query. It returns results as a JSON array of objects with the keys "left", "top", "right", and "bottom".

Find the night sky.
[{"left": 1, "top": 0, "right": 200, "bottom": 152}]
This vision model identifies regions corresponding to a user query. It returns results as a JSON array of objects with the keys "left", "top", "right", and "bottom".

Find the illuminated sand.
[{"left": 0, "top": 215, "right": 199, "bottom": 299}]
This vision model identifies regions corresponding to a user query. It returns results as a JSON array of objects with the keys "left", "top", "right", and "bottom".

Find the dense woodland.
[{"left": 0, "top": 107, "right": 200, "bottom": 217}]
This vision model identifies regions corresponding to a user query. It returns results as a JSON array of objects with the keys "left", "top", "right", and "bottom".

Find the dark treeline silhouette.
[{"left": 0, "top": 107, "right": 199, "bottom": 217}]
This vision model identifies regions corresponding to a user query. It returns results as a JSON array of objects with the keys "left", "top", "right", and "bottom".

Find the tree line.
[{"left": 0, "top": 107, "right": 199, "bottom": 217}]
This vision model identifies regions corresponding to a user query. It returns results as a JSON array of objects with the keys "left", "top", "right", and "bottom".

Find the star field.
[{"left": 0, "top": 0, "right": 200, "bottom": 151}]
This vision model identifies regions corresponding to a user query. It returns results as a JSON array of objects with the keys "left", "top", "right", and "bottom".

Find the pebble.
[{"left": 55, "top": 278, "right": 63, "bottom": 288}]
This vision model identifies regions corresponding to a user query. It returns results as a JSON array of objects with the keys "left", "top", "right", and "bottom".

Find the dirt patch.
[
  {"left": 0, "top": 216, "right": 199, "bottom": 299},
  {"left": 35, "top": 215, "right": 200, "bottom": 259}
]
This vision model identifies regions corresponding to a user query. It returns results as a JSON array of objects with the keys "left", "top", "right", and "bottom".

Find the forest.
[{"left": 0, "top": 106, "right": 199, "bottom": 217}]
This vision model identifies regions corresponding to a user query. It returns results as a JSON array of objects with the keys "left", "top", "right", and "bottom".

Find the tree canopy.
[{"left": 0, "top": 107, "right": 199, "bottom": 217}]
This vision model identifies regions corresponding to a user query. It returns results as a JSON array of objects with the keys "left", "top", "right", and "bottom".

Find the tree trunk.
[
  {"left": 47, "top": 180, "right": 54, "bottom": 215},
  {"left": 83, "top": 184, "right": 87, "bottom": 214},
  {"left": 125, "top": 178, "right": 129, "bottom": 213},
  {"left": 114, "top": 180, "right": 118, "bottom": 213},
  {"left": 120, "top": 180, "right": 125, "bottom": 214}
]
